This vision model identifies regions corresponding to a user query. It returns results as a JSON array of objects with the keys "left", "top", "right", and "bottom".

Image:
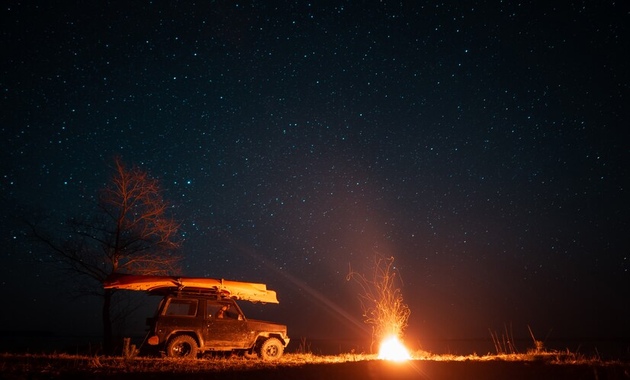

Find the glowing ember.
[{"left": 378, "top": 335, "right": 411, "bottom": 361}]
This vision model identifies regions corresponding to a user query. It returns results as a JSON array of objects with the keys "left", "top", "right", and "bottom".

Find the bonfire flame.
[
  {"left": 378, "top": 335, "right": 411, "bottom": 361},
  {"left": 347, "top": 256, "right": 412, "bottom": 362}
]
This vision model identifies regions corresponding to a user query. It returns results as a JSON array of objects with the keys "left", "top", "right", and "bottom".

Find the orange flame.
[{"left": 378, "top": 335, "right": 411, "bottom": 361}]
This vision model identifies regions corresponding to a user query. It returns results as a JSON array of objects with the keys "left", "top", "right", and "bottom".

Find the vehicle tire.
[
  {"left": 259, "top": 337, "right": 283, "bottom": 360},
  {"left": 166, "top": 335, "right": 198, "bottom": 358}
]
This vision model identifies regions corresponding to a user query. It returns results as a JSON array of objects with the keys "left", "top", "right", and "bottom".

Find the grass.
[
  {"left": 0, "top": 352, "right": 377, "bottom": 376},
  {"left": 1, "top": 348, "right": 624, "bottom": 378}
]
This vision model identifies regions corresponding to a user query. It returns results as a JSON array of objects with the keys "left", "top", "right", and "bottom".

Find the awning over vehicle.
[{"left": 103, "top": 274, "right": 279, "bottom": 304}]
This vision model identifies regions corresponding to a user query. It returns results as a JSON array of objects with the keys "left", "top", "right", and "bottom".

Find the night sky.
[{"left": 2, "top": 2, "right": 628, "bottom": 353}]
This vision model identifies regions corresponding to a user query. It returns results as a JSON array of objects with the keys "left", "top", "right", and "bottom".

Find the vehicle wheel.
[
  {"left": 259, "top": 337, "right": 283, "bottom": 360},
  {"left": 166, "top": 335, "right": 198, "bottom": 358}
]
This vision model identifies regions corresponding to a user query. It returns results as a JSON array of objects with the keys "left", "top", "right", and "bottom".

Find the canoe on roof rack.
[{"left": 103, "top": 274, "right": 279, "bottom": 304}]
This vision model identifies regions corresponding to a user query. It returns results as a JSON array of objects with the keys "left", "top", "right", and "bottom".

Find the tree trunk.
[{"left": 103, "top": 288, "right": 113, "bottom": 355}]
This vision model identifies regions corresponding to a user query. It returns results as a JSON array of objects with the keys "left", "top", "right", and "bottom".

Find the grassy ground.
[{"left": 1, "top": 351, "right": 629, "bottom": 380}]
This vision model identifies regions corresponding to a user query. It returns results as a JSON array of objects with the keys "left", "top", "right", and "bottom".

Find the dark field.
[
  {"left": 2, "top": 334, "right": 630, "bottom": 380},
  {"left": 1, "top": 353, "right": 629, "bottom": 380}
]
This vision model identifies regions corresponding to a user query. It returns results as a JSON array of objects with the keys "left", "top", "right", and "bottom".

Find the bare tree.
[{"left": 28, "top": 157, "right": 182, "bottom": 353}]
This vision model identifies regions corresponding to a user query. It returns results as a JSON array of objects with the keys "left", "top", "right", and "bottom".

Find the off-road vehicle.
[{"left": 104, "top": 274, "right": 290, "bottom": 360}]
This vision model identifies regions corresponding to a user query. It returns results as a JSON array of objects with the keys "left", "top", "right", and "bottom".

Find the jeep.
[
  {"left": 103, "top": 274, "right": 290, "bottom": 360},
  {"left": 144, "top": 291, "right": 290, "bottom": 360}
]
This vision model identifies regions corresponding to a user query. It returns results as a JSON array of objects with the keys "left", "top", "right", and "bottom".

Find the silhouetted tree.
[{"left": 28, "top": 157, "right": 181, "bottom": 354}]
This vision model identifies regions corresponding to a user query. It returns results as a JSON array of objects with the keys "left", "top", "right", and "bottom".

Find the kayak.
[{"left": 103, "top": 274, "right": 279, "bottom": 303}]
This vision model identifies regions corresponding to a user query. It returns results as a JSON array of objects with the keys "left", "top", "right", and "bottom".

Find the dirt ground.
[
  {"left": 129, "top": 361, "right": 627, "bottom": 380},
  {"left": 237, "top": 360, "right": 630, "bottom": 380},
  {"left": 1, "top": 357, "right": 629, "bottom": 380}
]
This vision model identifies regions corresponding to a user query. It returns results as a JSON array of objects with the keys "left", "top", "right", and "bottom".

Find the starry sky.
[{"left": 1, "top": 2, "right": 629, "bottom": 353}]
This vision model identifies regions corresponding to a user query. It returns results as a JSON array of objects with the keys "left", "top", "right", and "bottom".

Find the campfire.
[{"left": 378, "top": 335, "right": 411, "bottom": 361}]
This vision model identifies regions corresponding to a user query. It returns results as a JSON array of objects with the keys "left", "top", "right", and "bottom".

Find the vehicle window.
[
  {"left": 207, "top": 302, "right": 241, "bottom": 320},
  {"left": 164, "top": 299, "right": 198, "bottom": 316},
  {"left": 206, "top": 304, "right": 223, "bottom": 319}
]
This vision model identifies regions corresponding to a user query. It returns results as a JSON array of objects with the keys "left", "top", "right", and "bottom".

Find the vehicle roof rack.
[{"left": 149, "top": 287, "right": 232, "bottom": 299}]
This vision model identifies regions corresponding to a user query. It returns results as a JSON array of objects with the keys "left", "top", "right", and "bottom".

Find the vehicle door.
[{"left": 203, "top": 300, "right": 252, "bottom": 349}]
